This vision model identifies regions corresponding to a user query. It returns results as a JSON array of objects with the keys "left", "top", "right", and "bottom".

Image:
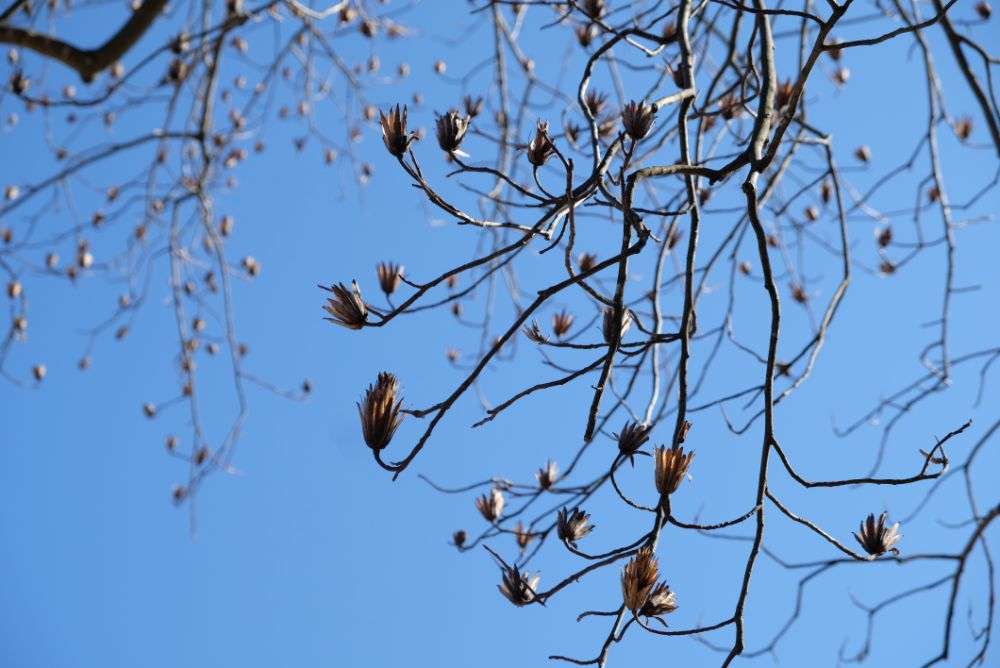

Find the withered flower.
[
  {"left": 578, "top": 252, "right": 598, "bottom": 273},
  {"left": 376, "top": 262, "right": 403, "bottom": 296},
  {"left": 463, "top": 95, "right": 484, "bottom": 118},
  {"left": 536, "top": 460, "right": 558, "bottom": 490},
  {"left": 552, "top": 310, "right": 574, "bottom": 339},
  {"left": 854, "top": 145, "right": 871, "bottom": 163},
  {"left": 621, "top": 546, "right": 659, "bottom": 612},
  {"left": 584, "top": 90, "right": 608, "bottom": 117},
  {"left": 357, "top": 371, "right": 404, "bottom": 451},
  {"left": 452, "top": 530, "right": 467, "bottom": 549},
  {"left": 321, "top": 281, "right": 368, "bottom": 329},
  {"left": 557, "top": 507, "right": 594, "bottom": 547},
  {"left": 514, "top": 521, "right": 534, "bottom": 553},
  {"left": 476, "top": 487, "right": 505, "bottom": 523},
  {"left": 498, "top": 565, "right": 540, "bottom": 607},
  {"left": 379, "top": 104, "right": 417, "bottom": 157},
  {"left": 654, "top": 444, "right": 695, "bottom": 496},
  {"left": 879, "top": 260, "right": 897, "bottom": 276},
  {"left": 853, "top": 512, "right": 902, "bottom": 557},
  {"left": 435, "top": 110, "right": 470, "bottom": 153},
  {"left": 615, "top": 421, "right": 651, "bottom": 463},
  {"left": 622, "top": 100, "right": 655, "bottom": 141},
  {"left": 602, "top": 306, "right": 632, "bottom": 344},
  {"left": 640, "top": 582, "right": 679, "bottom": 618},
  {"left": 526, "top": 121, "right": 556, "bottom": 166},
  {"left": 975, "top": 1, "right": 991, "bottom": 19},
  {"left": 32, "top": 364, "right": 46, "bottom": 381}
]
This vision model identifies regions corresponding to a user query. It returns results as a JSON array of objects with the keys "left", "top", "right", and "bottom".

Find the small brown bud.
[
  {"left": 955, "top": 116, "right": 973, "bottom": 142},
  {"left": 876, "top": 225, "right": 893, "bottom": 248}
]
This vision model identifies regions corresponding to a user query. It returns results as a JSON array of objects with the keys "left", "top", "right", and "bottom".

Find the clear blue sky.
[{"left": 1, "top": 2, "right": 998, "bottom": 667}]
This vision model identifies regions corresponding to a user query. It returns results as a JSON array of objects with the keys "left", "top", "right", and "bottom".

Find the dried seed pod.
[
  {"left": 435, "top": 110, "right": 470, "bottom": 153},
  {"left": 376, "top": 262, "right": 403, "bottom": 296},
  {"left": 853, "top": 512, "right": 902, "bottom": 557},
  {"left": 552, "top": 310, "right": 574, "bottom": 339},
  {"left": 621, "top": 100, "right": 655, "bottom": 141},
  {"left": 557, "top": 507, "right": 594, "bottom": 547},
  {"left": 379, "top": 104, "right": 417, "bottom": 157},
  {"left": 640, "top": 582, "right": 679, "bottom": 618},
  {"left": 357, "top": 372, "right": 404, "bottom": 451},
  {"left": 621, "top": 546, "right": 659, "bottom": 612},
  {"left": 321, "top": 281, "right": 368, "bottom": 329},
  {"left": 526, "top": 121, "right": 555, "bottom": 167},
  {"left": 615, "top": 421, "right": 651, "bottom": 463},
  {"left": 536, "top": 460, "right": 558, "bottom": 490},
  {"left": 653, "top": 444, "right": 695, "bottom": 496},
  {"left": 514, "top": 521, "right": 534, "bottom": 553},
  {"left": 475, "top": 487, "right": 505, "bottom": 523},
  {"left": 498, "top": 565, "right": 539, "bottom": 607}
]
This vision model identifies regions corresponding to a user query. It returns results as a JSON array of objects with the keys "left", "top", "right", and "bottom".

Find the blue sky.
[{"left": 1, "top": 2, "right": 999, "bottom": 666}]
